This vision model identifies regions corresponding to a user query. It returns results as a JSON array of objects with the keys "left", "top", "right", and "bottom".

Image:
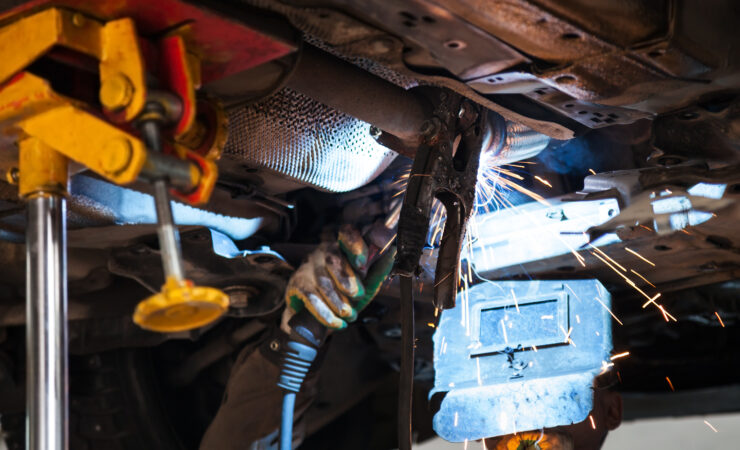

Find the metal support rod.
[
  {"left": 140, "top": 116, "right": 186, "bottom": 282},
  {"left": 152, "top": 178, "right": 185, "bottom": 281},
  {"left": 26, "top": 194, "right": 68, "bottom": 450}
]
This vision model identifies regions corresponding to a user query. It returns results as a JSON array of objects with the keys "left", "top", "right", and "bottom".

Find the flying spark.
[
  {"left": 630, "top": 269, "right": 656, "bottom": 288},
  {"left": 477, "top": 357, "right": 482, "bottom": 386},
  {"left": 560, "top": 325, "right": 573, "bottom": 343},
  {"left": 624, "top": 247, "right": 656, "bottom": 266},
  {"left": 610, "top": 351, "right": 630, "bottom": 361},
  {"left": 511, "top": 289, "right": 520, "bottom": 313},
  {"left": 380, "top": 232, "right": 397, "bottom": 254},
  {"left": 589, "top": 415, "right": 596, "bottom": 430},
  {"left": 642, "top": 293, "right": 662, "bottom": 308},
  {"left": 589, "top": 243, "right": 626, "bottom": 272},
  {"left": 534, "top": 175, "right": 552, "bottom": 188},
  {"left": 715, "top": 311, "right": 725, "bottom": 327},
  {"left": 704, "top": 420, "right": 718, "bottom": 433},
  {"left": 592, "top": 296, "right": 623, "bottom": 325},
  {"left": 666, "top": 376, "right": 675, "bottom": 391}
]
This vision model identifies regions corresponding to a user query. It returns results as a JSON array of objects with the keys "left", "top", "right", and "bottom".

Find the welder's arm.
[{"left": 199, "top": 227, "right": 395, "bottom": 449}]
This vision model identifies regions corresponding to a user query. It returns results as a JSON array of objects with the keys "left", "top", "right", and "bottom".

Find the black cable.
[{"left": 398, "top": 275, "right": 415, "bottom": 450}]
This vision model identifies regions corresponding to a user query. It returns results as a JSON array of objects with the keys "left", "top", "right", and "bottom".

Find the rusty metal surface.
[
  {"left": 239, "top": 0, "right": 577, "bottom": 140},
  {"left": 246, "top": 0, "right": 738, "bottom": 133},
  {"left": 327, "top": 0, "right": 527, "bottom": 80},
  {"left": 435, "top": 0, "right": 727, "bottom": 104}
]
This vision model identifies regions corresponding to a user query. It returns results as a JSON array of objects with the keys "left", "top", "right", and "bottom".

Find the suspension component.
[{"left": 133, "top": 102, "right": 228, "bottom": 333}]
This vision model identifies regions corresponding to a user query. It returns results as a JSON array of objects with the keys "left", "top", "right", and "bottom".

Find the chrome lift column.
[
  {"left": 26, "top": 194, "right": 68, "bottom": 450},
  {"left": 20, "top": 138, "right": 69, "bottom": 450}
]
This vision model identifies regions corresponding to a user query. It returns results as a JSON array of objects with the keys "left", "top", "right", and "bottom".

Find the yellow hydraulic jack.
[{"left": 0, "top": 7, "right": 230, "bottom": 450}]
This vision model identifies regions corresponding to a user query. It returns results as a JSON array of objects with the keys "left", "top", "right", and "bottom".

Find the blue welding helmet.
[{"left": 431, "top": 279, "right": 613, "bottom": 442}]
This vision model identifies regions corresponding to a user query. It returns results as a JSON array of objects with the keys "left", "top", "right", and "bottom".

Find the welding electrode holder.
[
  {"left": 395, "top": 93, "right": 494, "bottom": 310},
  {"left": 394, "top": 91, "right": 495, "bottom": 450}
]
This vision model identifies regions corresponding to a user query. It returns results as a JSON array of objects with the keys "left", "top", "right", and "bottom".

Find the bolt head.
[
  {"left": 72, "top": 12, "right": 86, "bottom": 27},
  {"left": 100, "top": 138, "right": 132, "bottom": 175},
  {"left": 270, "top": 339, "right": 280, "bottom": 351},
  {"left": 369, "top": 126, "right": 382, "bottom": 139},
  {"left": 5, "top": 167, "right": 19, "bottom": 185},
  {"left": 100, "top": 74, "right": 133, "bottom": 111}
]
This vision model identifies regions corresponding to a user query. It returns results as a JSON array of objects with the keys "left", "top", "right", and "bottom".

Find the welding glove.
[{"left": 282, "top": 225, "right": 396, "bottom": 331}]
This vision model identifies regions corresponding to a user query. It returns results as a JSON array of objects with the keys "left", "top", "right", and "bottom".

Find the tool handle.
[
  {"left": 433, "top": 196, "right": 466, "bottom": 310},
  {"left": 287, "top": 308, "right": 329, "bottom": 349}
]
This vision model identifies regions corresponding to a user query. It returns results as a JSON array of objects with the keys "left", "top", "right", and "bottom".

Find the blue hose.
[
  {"left": 280, "top": 392, "right": 297, "bottom": 450},
  {"left": 278, "top": 340, "right": 318, "bottom": 450}
]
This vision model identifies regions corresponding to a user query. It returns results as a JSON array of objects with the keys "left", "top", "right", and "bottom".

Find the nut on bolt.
[
  {"left": 420, "top": 119, "right": 439, "bottom": 136},
  {"left": 100, "top": 73, "right": 134, "bottom": 111}
]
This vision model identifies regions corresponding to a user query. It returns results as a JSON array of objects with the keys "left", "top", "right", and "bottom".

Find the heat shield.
[{"left": 432, "top": 279, "right": 613, "bottom": 442}]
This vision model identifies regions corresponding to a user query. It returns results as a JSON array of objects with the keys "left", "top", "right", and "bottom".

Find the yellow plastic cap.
[{"left": 133, "top": 277, "right": 229, "bottom": 333}]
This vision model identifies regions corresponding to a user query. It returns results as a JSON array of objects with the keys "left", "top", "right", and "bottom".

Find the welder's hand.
[{"left": 282, "top": 225, "right": 395, "bottom": 330}]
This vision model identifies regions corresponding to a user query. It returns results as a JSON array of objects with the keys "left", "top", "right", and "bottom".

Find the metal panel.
[{"left": 432, "top": 279, "right": 613, "bottom": 442}]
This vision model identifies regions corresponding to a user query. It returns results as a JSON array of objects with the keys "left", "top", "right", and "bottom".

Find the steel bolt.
[
  {"left": 100, "top": 138, "right": 133, "bottom": 175},
  {"left": 5, "top": 167, "right": 19, "bottom": 185},
  {"left": 269, "top": 339, "right": 280, "bottom": 351},
  {"left": 100, "top": 74, "right": 133, "bottom": 111},
  {"left": 420, "top": 120, "right": 439, "bottom": 136},
  {"left": 71, "top": 12, "right": 86, "bottom": 27},
  {"left": 369, "top": 126, "right": 382, "bottom": 139}
]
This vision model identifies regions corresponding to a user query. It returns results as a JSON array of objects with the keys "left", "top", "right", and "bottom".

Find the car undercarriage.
[{"left": 0, "top": 1, "right": 737, "bottom": 449}]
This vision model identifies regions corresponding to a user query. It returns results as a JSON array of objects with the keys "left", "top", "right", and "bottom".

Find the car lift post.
[{"left": 21, "top": 139, "right": 70, "bottom": 450}]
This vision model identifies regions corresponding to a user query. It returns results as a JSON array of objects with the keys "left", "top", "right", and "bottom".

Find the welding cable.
[
  {"left": 277, "top": 339, "right": 317, "bottom": 450},
  {"left": 280, "top": 392, "right": 297, "bottom": 450},
  {"left": 277, "top": 308, "right": 327, "bottom": 450},
  {"left": 398, "top": 275, "right": 415, "bottom": 450}
]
